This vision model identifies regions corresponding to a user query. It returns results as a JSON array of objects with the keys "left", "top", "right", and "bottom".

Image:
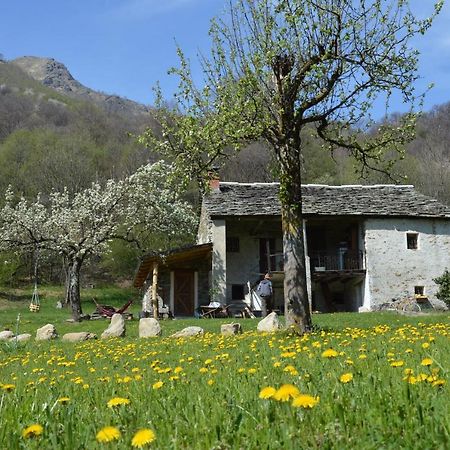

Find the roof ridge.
[{"left": 219, "top": 181, "right": 414, "bottom": 188}]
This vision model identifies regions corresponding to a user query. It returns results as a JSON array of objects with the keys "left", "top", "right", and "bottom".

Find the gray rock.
[
  {"left": 257, "top": 312, "right": 281, "bottom": 332},
  {"left": 139, "top": 318, "right": 162, "bottom": 338},
  {"left": 0, "top": 330, "right": 14, "bottom": 340},
  {"left": 170, "top": 326, "right": 204, "bottom": 338},
  {"left": 62, "top": 332, "right": 97, "bottom": 342},
  {"left": 36, "top": 324, "right": 58, "bottom": 341},
  {"left": 13, "top": 333, "right": 31, "bottom": 342},
  {"left": 101, "top": 314, "right": 125, "bottom": 339},
  {"left": 221, "top": 323, "right": 243, "bottom": 336}
]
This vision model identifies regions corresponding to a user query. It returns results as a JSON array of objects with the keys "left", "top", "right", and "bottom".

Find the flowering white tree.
[{"left": 0, "top": 162, "right": 197, "bottom": 320}]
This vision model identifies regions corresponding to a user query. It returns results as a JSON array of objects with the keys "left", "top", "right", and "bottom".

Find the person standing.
[{"left": 256, "top": 273, "right": 273, "bottom": 317}]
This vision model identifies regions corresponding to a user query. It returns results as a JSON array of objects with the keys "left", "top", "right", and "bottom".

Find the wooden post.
[{"left": 151, "top": 262, "right": 159, "bottom": 319}]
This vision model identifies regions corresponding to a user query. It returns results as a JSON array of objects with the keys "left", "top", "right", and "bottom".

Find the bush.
[{"left": 433, "top": 269, "right": 450, "bottom": 306}]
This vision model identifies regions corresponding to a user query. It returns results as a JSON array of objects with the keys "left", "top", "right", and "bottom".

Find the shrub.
[{"left": 433, "top": 269, "right": 450, "bottom": 306}]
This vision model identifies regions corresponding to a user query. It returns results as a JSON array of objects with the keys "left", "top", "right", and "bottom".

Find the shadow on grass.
[{"left": 0, "top": 291, "right": 30, "bottom": 302}]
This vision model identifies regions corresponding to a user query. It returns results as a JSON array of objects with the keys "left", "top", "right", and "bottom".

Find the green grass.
[{"left": 0, "top": 285, "right": 449, "bottom": 449}]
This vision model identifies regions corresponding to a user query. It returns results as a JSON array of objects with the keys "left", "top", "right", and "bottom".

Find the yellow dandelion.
[
  {"left": 1, "top": 384, "right": 15, "bottom": 392},
  {"left": 273, "top": 384, "right": 300, "bottom": 402},
  {"left": 22, "top": 424, "right": 43, "bottom": 439},
  {"left": 57, "top": 397, "right": 70, "bottom": 405},
  {"left": 422, "top": 342, "right": 430, "bottom": 349},
  {"left": 259, "top": 386, "right": 277, "bottom": 399},
  {"left": 174, "top": 366, "right": 183, "bottom": 373},
  {"left": 432, "top": 379, "right": 446, "bottom": 387},
  {"left": 359, "top": 354, "right": 367, "bottom": 360},
  {"left": 199, "top": 367, "right": 208, "bottom": 374},
  {"left": 152, "top": 381, "right": 163, "bottom": 390},
  {"left": 131, "top": 429, "right": 156, "bottom": 448},
  {"left": 248, "top": 368, "right": 257, "bottom": 374},
  {"left": 390, "top": 360, "right": 404, "bottom": 367},
  {"left": 207, "top": 379, "right": 215, "bottom": 386},
  {"left": 321, "top": 349, "right": 338, "bottom": 358},
  {"left": 339, "top": 373, "right": 353, "bottom": 383},
  {"left": 292, "top": 394, "right": 320, "bottom": 408},
  {"left": 421, "top": 358, "right": 433, "bottom": 366},
  {"left": 96, "top": 426, "right": 121, "bottom": 443},
  {"left": 273, "top": 361, "right": 281, "bottom": 368},
  {"left": 107, "top": 397, "right": 130, "bottom": 408},
  {"left": 405, "top": 376, "right": 418, "bottom": 384}
]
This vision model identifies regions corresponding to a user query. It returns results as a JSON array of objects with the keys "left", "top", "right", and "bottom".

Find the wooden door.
[{"left": 174, "top": 270, "right": 195, "bottom": 316}]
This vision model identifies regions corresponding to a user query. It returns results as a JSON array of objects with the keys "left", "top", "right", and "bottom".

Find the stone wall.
[{"left": 364, "top": 217, "right": 450, "bottom": 307}]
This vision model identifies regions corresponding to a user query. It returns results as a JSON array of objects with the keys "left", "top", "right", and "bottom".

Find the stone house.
[{"left": 134, "top": 182, "right": 450, "bottom": 315}]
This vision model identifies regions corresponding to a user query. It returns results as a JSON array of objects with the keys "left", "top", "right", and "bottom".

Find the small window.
[
  {"left": 231, "top": 284, "right": 245, "bottom": 300},
  {"left": 407, "top": 233, "right": 418, "bottom": 250},
  {"left": 226, "top": 237, "right": 240, "bottom": 253},
  {"left": 414, "top": 286, "right": 424, "bottom": 296}
]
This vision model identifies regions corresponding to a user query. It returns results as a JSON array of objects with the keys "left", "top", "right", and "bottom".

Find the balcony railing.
[
  {"left": 310, "top": 250, "right": 364, "bottom": 272},
  {"left": 257, "top": 250, "right": 364, "bottom": 276}
]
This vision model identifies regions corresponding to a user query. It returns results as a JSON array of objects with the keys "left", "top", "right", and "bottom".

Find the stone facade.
[{"left": 364, "top": 217, "right": 450, "bottom": 308}]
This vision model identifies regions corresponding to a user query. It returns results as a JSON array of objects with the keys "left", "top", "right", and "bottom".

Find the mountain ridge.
[{"left": 10, "top": 56, "right": 151, "bottom": 117}]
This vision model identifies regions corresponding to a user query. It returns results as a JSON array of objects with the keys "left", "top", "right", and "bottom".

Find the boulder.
[
  {"left": 36, "top": 324, "right": 58, "bottom": 341},
  {"left": 170, "top": 326, "right": 204, "bottom": 338},
  {"left": 257, "top": 312, "right": 281, "bottom": 332},
  {"left": 221, "top": 323, "right": 243, "bottom": 336},
  {"left": 62, "top": 332, "right": 97, "bottom": 342},
  {"left": 0, "top": 330, "right": 14, "bottom": 340},
  {"left": 139, "top": 318, "right": 162, "bottom": 338},
  {"left": 101, "top": 313, "right": 125, "bottom": 339},
  {"left": 13, "top": 333, "right": 32, "bottom": 342}
]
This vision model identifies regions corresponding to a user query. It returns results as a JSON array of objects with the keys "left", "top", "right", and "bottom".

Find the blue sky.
[{"left": 1, "top": 0, "right": 449, "bottom": 117}]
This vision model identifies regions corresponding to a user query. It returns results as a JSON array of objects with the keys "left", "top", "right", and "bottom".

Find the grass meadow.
[{"left": 0, "top": 286, "right": 449, "bottom": 449}]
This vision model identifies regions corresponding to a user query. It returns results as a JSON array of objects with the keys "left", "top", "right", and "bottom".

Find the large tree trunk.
[
  {"left": 66, "top": 258, "right": 83, "bottom": 321},
  {"left": 279, "top": 142, "right": 312, "bottom": 334}
]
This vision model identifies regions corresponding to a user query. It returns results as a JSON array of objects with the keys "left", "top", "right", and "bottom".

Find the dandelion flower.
[
  {"left": 432, "top": 379, "right": 446, "bottom": 387},
  {"left": 259, "top": 386, "right": 277, "bottom": 399},
  {"left": 321, "top": 349, "right": 338, "bottom": 358},
  {"left": 107, "top": 397, "right": 130, "bottom": 408},
  {"left": 57, "top": 397, "right": 70, "bottom": 405},
  {"left": 96, "top": 426, "right": 121, "bottom": 443},
  {"left": 421, "top": 358, "right": 433, "bottom": 366},
  {"left": 22, "top": 424, "right": 43, "bottom": 439},
  {"left": 292, "top": 394, "right": 320, "bottom": 408},
  {"left": 131, "top": 429, "right": 156, "bottom": 448},
  {"left": 339, "top": 373, "right": 353, "bottom": 383},
  {"left": 390, "top": 360, "right": 404, "bottom": 367},
  {"left": 273, "top": 384, "right": 300, "bottom": 402},
  {"left": 1, "top": 384, "right": 15, "bottom": 392},
  {"left": 152, "top": 381, "right": 163, "bottom": 390}
]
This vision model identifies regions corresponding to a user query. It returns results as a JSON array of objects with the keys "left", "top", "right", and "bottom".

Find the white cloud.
[{"left": 105, "top": 0, "right": 201, "bottom": 21}]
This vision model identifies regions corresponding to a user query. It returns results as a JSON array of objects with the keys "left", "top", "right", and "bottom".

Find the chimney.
[{"left": 208, "top": 166, "right": 221, "bottom": 192}]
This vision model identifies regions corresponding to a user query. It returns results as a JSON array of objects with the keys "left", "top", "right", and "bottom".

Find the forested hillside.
[
  {"left": 0, "top": 59, "right": 158, "bottom": 198},
  {"left": 1, "top": 55, "right": 450, "bottom": 285}
]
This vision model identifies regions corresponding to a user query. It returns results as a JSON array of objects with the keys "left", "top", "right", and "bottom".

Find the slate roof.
[{"left": 203, "top": 183, "right": 450, "bottom": 218}]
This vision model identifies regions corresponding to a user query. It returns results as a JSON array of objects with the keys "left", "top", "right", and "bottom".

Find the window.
[
  {"left": 226, "top": 237, "right": 240, "bottom": 253},
  {"left": 407, "top": 233, "right": 418, "bottom": 250},
  {"left": 414, "top": 286, "right": 424, "bottom": 296},
  {"left": 231, "top": 284, "right": 245, "bottom": 300}
]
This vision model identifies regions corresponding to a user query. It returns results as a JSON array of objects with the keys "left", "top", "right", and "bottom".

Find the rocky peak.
[{"left": 11, "top": 56, "right": 150, "bottom": 117}]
